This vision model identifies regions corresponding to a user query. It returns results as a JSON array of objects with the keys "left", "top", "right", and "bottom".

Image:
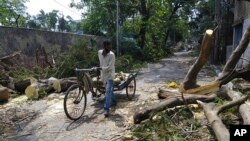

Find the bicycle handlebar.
[{"left": 75, "top": 68, "right": 94, "bottom": 72}]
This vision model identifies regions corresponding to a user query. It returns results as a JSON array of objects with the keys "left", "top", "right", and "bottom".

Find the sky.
[{"left": 25, "top": 0, "right": 83, "bottom": 20}]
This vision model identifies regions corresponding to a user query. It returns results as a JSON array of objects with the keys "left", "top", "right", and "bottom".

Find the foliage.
[
  {"left": 71, "top": 0, "right": 206, "bottom": 61},
  {"left": 0, "top": 0, "right": 28, "bottom": 27},
  {"left": 50, "top": 39, "right": 99, "bottom": 78},
  {"left": 8, "top": 67, "right": 32, "bottom": 81},
  {"left": 120, "top": 37, "right": 142, "bottom": 60},
  {"left": 214, "top": 97, "right": 226, "bottom": 106},
  {"left": 115, "top": 54, "right": 145, "bottom": 73},
  {"left": 26, "top": 10, "right": 75, "bottom": 32},
  {"left": 188, "top": 0, "right": 215, "bottom": 39},
  {"left": 133, "top": 107, "right": 205, "bottom": 141},
  {"left": 143, "top": 42, "right": 167, "bottom": 61}
]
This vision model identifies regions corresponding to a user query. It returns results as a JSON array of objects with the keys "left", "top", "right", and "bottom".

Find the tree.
[
  {"left": 58, "top": 15, "right": 71, "bottom": 32},
  {"left": 46, "top": 10, "right": 59, "bottom": 31},
  {"left": 188, "top": 0, "right": 215, "bottom": 38},
  {"left": 27, "top": 15, "right": 41, "bottom": 29},
  {"left": 0, "top": 0, "right": 28, "bottom": 27},
  {"left": 71, "top": 0, "right": 215, "bottom": 61},
  {"left": 37, "top": 10, "right": 48, "bottom": 30}
]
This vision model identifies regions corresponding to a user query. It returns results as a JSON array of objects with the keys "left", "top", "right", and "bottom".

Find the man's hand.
[
  {"left": 92, "top": 67, "right": 102, "bottom": 71},
  {"left": 97, "top": 67, "right": 102, "bottom": 71}
]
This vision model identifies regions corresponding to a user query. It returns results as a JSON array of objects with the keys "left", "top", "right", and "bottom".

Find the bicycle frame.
[{"left": 75, "top": 68, "right": 105, "bottom": 96}]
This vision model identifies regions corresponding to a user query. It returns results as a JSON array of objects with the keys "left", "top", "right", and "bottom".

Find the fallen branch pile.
[{"left": 133, "top": 26, "right": 250, "bottom": 141}]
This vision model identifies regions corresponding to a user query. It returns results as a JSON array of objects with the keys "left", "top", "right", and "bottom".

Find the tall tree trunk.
[
  {"left": 15, "top": 14, "right": 20, "bottom": 28},
  {"left": 213, "top": 0, "right": 221, "bottom": 64},
  {"left": 163, "top": 2, "right": 181, "bottom": 45},
  {"left": 138, "top": 0, "right": 149, "bottom": 49}
]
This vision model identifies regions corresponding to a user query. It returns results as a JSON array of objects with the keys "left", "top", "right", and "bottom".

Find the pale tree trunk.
[{"left": 181, "top": 29, "right": 215, "bottom": 90}]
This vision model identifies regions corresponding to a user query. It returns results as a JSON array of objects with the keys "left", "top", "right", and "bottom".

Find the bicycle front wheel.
[
  {"left": 126, "top": 75, "right": 136, "bottom": 100},
  {"left": 64, "top": 84, "right": 87, "bottom": 120}
]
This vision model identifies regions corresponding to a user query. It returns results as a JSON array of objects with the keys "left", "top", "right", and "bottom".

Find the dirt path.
[{"left": 0, "top": 52, "right": 214, "bottom": 141}]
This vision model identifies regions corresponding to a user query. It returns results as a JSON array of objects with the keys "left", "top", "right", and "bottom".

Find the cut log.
[
  {"left": 197, "top": 95, "right": 248, "bottom": 141},
  {"left": 14, "top": 79, "right": 31, "bottom": 93},
  {"left": 25, "top": 83, "right": 40, "bottom": 100},
  {"left": 59, "top": 78, "right": 77, "bottom": 92},
  {"left": 25, "top": 82, "right": 54, "bottom": 100},
  {"left": 157, "top": 89, "right": 179, "bottom": 99},
  {"left": 48, "top": 77, "right": 61, "bottom": 92},
  {"left": 0, "top": 87, "right": 10, "bottom": 101},
  {"left": 24, "top": 77, "right": 77, "bottom": 99},
  {"left": 0, "top": 77, "right": 32, "bottom": 93},
  {"left": 181, "top": 29, "right": 215, "bottom": 90},
  {"left": 133, "top": 92, "right": 217, "bottom": 124},
  {"left": 40, "top": 77, "right": 77, "bottom": 92}
]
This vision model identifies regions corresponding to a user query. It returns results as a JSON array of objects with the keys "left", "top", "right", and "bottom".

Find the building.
[{"left": 212, "top": 0, "right": 250, "bottom": 67}]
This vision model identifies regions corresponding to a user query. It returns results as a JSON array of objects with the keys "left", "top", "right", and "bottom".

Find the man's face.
[{"left": 105, "top": 44, "right": 112, "bottom": 51}]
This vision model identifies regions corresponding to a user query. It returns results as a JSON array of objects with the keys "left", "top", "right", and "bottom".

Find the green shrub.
[
  {"left": 116, "top": 55, "right": 133, "bottom": 72},
  {"left": 143, "top": 45, "right": 166, "bottom": 61},
  {"left": 50, "top": 39, "right": 99, "bottom": 78},
  {"left": 120, "top": 37, "right": 142, "bottom": 60}
]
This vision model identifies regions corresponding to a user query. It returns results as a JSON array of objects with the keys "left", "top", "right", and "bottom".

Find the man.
[{"left": 97, "top": 40, "right": 116, "bottom": 117}]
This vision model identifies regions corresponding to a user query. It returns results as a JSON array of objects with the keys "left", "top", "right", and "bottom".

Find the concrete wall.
[
  {"left": 234, "top": 1, "right": 250, "bottom": 21},
  {"left": 0, "top": 26, "right": 105, "bottom": 68}
]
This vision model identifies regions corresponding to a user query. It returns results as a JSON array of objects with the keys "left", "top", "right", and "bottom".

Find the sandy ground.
[{"left": 0, "top": 51, "right": 215, "bottom": 141}]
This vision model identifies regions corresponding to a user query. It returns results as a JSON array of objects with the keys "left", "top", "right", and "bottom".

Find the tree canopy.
[{"left": 0, "top": 0, "right": 215, "bottom": 60}]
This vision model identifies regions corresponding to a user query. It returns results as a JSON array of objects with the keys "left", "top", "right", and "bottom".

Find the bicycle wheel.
[
  {"left": 64, "top": 84, "right": 87, "bottom": 120},
  {"left": 126, "top": 76, "right": 136, "bottom": 100}
]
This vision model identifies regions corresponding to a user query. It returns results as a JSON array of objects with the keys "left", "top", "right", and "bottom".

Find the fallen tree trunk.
[
  {"left": 1, "top": 77, "right": 77, "bottom": 94},
  {"left": 239, "top": 102, "right": 250, "bottom": 124},
  {"left": 197, "top": 95, "right": 248, "bottom": 141},
  {"left": 225, "top": 88, "right": 250, "bottom": 124},
  {"left": 219, "top": 69, "right": 250, "bottom": 85},
  {"left": 158, "top": 89, "right": 179, "bottom": 99},
  {"left": 180, "top": 26, "right": 250, "bottom": 95},
  {"left": 25, "top": 77, "right": 77, "bottom": 99},
  {"left": 134, "top": 92, "right": 217, "bottom": 124}
]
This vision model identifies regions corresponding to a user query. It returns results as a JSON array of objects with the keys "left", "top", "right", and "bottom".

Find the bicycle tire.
[
  {"left": 126, "top": 76, "right": 136, "bottom": 100},
  {"left": 64, "top": 84, "right": 87, "bottom": 120}
]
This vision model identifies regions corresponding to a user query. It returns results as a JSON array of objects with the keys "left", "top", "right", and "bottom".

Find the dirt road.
[{"left": 0, "top": 52, "right": 214, "bottom": 141}]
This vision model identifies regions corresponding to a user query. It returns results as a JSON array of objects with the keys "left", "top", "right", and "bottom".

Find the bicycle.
[{"left": 63, "top": 67, "right": 137, "bottom": 120}]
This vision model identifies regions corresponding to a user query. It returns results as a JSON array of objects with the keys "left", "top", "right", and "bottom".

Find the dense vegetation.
[{"left": 0, "top": 0, "right": 215, "bottom": 63}]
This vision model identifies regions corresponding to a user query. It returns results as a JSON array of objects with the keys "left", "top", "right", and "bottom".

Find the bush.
[
  {"left": 116, "top": 55, "right": 133, "bottom": 72},
  {"left": 143, "top": 46, "right": 166, "bottom": 61},
  {"left": 120, "top": 37, "right": 142, "bottom": 60},
  {"left": 50, "top": 39, "right": 99, "bottom": 78}
]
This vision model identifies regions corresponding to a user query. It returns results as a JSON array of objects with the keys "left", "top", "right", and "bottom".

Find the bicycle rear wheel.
[{"left": 64, "top": 84, "right": 87, "bottom": 120}]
